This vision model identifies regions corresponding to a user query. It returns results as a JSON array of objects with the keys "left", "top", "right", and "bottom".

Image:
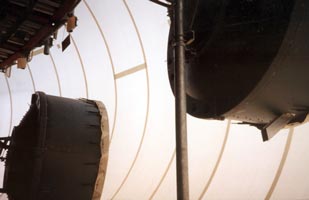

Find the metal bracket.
[
  {"left": 0, "top": 136, "right": 11, "bottom": 162},
  {"left": 262, "top": 113, "right": 295, "bottom": 141},
  {"left": 149, "top": 0, "right": 172, "bottom": 8},
  {"left": 184, "top": 30, "right": 195, "bottom": 45}
]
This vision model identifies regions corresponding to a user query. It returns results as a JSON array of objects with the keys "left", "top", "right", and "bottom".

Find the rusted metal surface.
[{"left": 0, "top": 0, "right": 81, "bottom": 70}]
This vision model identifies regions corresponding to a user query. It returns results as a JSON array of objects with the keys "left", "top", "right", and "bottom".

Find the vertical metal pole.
[{"left": 174, "top": 0, "right": 189, "bottom": 199}]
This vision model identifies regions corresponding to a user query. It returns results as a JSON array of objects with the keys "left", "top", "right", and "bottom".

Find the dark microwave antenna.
[
  {"left": 0, "top": 92, "right": 109, "bottom": 200},
  {"left": 167, "top": 0, "right": 309, "bottom": 141},
  {"left": 153, "top": 0, "right": 309, "bottom": 199}
]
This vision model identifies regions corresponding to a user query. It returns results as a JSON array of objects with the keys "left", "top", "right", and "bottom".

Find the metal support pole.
[{"left": 174, "top": 0, "right": 189, "bottom": 199}]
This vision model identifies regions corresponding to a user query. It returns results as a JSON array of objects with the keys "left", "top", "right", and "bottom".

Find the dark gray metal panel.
[
  {"left": 3, "top": 92, "right": 106, "bottom": 200},
  {"left": 224, "top": 0, "right": 309, "bottom": 124},
  {"left": 167, "top": 0, "right": 309, "bottom": 134}
]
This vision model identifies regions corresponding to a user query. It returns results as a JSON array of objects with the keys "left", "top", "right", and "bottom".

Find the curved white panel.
[
  {"left": 272, "top": 123, "right": 309, "bottom": 199},
  {"left": 7, "top": 67, "right": 34, "bottom": 128},
  {"left": 71, "top": 4, "right": 116, "bottom": 131},
  {"left": 205, "top": 126, "right": 289, "bottom": 200},
  {"left": 188, "top": 119, "right": 229, "bottom": 200},
  {"left": 152, "top": 158, "right": 177, "bottom": 200},
  {"left": 103, "top": 70, "right": 148, "bottom": 199},
  {"left": 109, "top": 1, "right": 176, "bottom": 199},
  {"left": 49, "top": 27, "right": 88, "bottom": 99},
  {"left": 28, "top": 55, "right": 60, "bottom": 96},
  {"left": 85, "top": 0, "right": 144, "bottom": 74},
  {"left": 0, "top": 75, "right": 11, "bottom": 137}
]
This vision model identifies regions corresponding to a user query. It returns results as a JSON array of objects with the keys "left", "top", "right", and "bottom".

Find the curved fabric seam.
[
  {"left": 70, "top": 35, "right": 89, "bottom": 98},
  {"left": 110, "top": 0, "right": 150, "bottom": 199},
  {"left": 82, "top": 0, "right": 118, "bottom": 143},
  {"left": 27, "top": 64, "right": 37, "bottom": 92},
  {"left": 149, "top": 150, "right": 176, "bottom": 200},
  {"left": 198, "top": 120, "right": 231, "bottom": 200},
  {"left": 265, "top": 128, "right": 294, "bottom": 200},
  {"left": 49, "top": 53, "right": 62, "bottom": 97},
  {"left": 4, "top": 76, "right": 13, "bottom": 137}
]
